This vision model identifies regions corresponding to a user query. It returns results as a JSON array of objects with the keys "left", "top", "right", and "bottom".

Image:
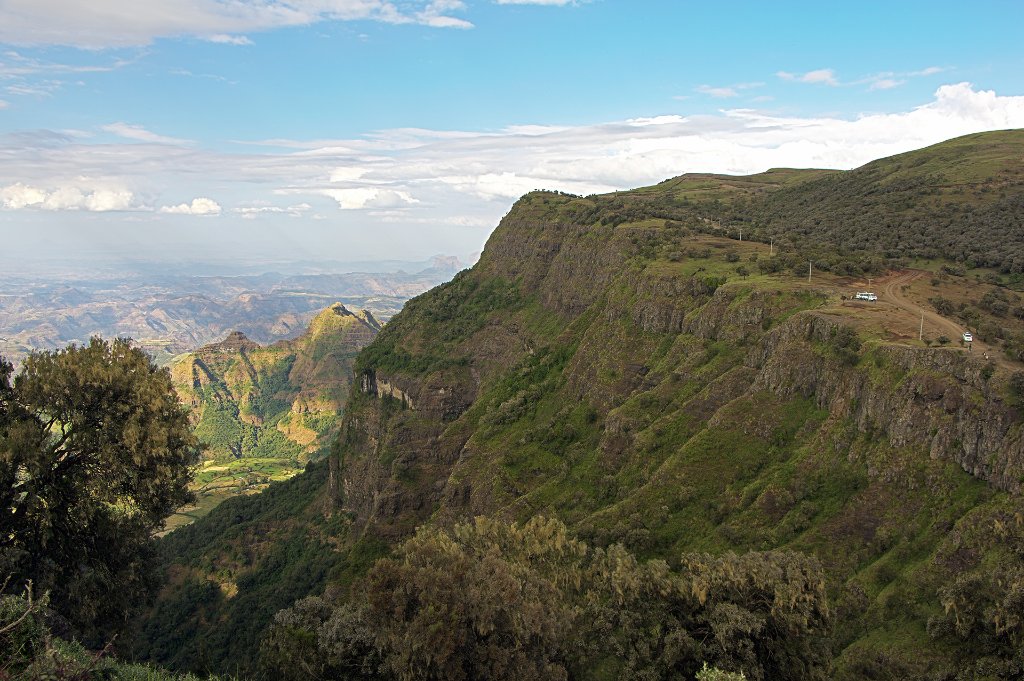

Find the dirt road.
[{"left": 878, "top": 270, "right": 996, "bottom": 358}]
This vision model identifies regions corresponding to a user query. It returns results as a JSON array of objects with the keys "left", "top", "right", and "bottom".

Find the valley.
[{"left": 164, "top": 304, "right": 381, "bottom": 531}]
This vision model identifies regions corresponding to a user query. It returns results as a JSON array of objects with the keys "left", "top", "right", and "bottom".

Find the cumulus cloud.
[
  {"left": 309, "top": 187, "right": 419, "bottom": 210},
  {"left": 2, "top": 84, "right": 1023, "bottom": 238},
  {"left": 101, "top": 122, "right": 192, "bottom": 145},
  {"left": 0, "top": 182, "right": 135, "bottom": 211},
  {"left": 160, "top": 197, "right": 222, "bottom": 215},
  {"left": 0, "top": 0, "right": 473, "bottom": 48}
]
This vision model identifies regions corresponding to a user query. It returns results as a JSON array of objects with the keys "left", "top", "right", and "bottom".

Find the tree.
[
  {"left": 365, "top": 516, "right": 579, "bottom": 681},
  {"left": 263, "top": 517, "right": 833, "bottom": 681},
  {"left": 0, "top": 338, "right": 199, "bottom": 642}
]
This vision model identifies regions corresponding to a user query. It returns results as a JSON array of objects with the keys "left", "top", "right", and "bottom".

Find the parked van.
[
  {"left": 962, "top": 331, "right": 973, "bottom": 342},
  {"left": 855, "top": 292, "right": 878, "bottom": 301}
]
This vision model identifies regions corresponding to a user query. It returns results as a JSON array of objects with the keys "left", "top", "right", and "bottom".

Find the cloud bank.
[{"left": 1, "top": 83, "right": 1023, "bottom": 260}]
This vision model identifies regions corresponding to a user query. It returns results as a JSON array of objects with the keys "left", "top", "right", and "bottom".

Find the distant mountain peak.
[
  {"left": 201, "top": 330, "right": 260, "bottom": 353},
  {"left": 328, "top": 301, "right": 353, "bottom": 315},
  {"left": 357, "top": 308, "right": 382, "bottom": 331}
]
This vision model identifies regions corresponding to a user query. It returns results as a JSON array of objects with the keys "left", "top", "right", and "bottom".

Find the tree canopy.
[
  {"left": 263, "top": 516, "right": 833, "bottom": 681},
  {"left": 0, "top": 337, "right": 199, "bottom": 641}
]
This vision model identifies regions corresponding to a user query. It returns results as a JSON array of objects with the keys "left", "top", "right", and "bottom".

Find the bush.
[
  {"left": 0, "top": 586, "right": 48, "bottom": 674},
  {"left": 1010, "top": 371, "right": 1024, "bottom": 398},
  {"left": 263, "top": 517, "right": 834, "bottom": 681},
  {"left": 697, "top": 662, "right": 747, "bottom": 681}
]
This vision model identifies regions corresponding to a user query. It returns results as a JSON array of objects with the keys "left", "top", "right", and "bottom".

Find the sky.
[{"left": 2, "top": 0, "right": 1024, "bottom": 273}]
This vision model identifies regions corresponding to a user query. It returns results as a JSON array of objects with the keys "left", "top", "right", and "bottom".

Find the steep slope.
[
  {"left": 139, "top": 131, "right": 1024, "bottom": 679},
  {"left": 331, "top": 178, "right": 1024, "bottom": 675},
  {"left": 165, "top": 304, "right": 380, "bottom": 528}
]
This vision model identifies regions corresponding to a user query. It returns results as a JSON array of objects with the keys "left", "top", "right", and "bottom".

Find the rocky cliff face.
[
  {"left": 330, "top": 191, "right": 1024, "bottom": 675},
  {"left": 749, "top": 311, "right": 1024, "bottom": 493},
  {"left": 334, "top": 196, "right": 1023, "bottom": 535}
]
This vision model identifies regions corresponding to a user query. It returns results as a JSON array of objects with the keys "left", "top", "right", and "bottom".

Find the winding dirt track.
[
  {"left": 879, "top": 270, "right": 996, "bottom": 359},
  {"left": 880, "top": 272, "right": 963, "bottom": 339}
]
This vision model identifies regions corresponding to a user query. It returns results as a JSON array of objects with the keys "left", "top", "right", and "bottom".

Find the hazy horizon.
[{"left": 2, "top": 1, "right": 1024, "bottom": 273}]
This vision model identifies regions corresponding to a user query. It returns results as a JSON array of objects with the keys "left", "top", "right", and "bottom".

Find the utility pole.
[
  {"left": 808, "top": 260, "right": 812, "bottom": 284},
  {"left": 770, "top": 238, "right": 774, "bottom": 256},
  {"left": 919, "top": 312, "right": 924, "bottom": 342},
  {"left": 739, "top": 228, "right": 742, "bottom": 241}
]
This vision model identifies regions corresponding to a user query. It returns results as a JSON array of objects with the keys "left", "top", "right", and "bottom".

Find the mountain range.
[{"left": 0, "top": 256, "right": 461, "bottom": 367}]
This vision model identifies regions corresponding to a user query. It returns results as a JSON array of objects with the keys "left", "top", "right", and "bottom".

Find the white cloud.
[
  {"left": 0, "top": 0, "right": 473, "bottom": 48},
  {"left": 2, "top": 83, "right": 1023, "bottom": 255},
  {"left": 0, "top": 182, "right": 136, "bottom": 211},
  {"left": 6, "top": 80, "right": 64, "bottom": 97},
  {"left": 160, "top": 197, "right": 222, "bottom": 215},
  {"left": 782, "top": 66, "right": 951, "bottom": 91},
  {"left": 0, "top": 51, "right": 126, "bottom": 77},
  {"left": 206, "top": 33, "right": 253, "bottom": 45},
  {"left": 0, "top": 183, "right": 48, "bottom": 209},
  {"left": 84, "top": 188, "right": 135, "bottom": 211},
  {"left": 778, "top": 68, "right": 838, "bottom": 86},
  {"left": 311, "top": 187, "right": 419, "bottom": 210},
  {"left": 0, "top": 99, "right": 8, "bottom": 109},
  {"left": 415, "top": 0, "right": 473, "bottom": 28},
  {"left": 102, "top": 122, "right": 193, "bottom": 145},
  {"left": 695, "top": 81, "right": 762, "bottom": 99}
]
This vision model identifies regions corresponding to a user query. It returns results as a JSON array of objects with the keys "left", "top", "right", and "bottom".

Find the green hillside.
[
  {"left": 137, "top": 131, "right": 1024, "bottom": 680},
  {"left": 563, "top": 129, "right": 1024, "bottom": 277},
  {"left": 165, "top": 303, "right": 380, "bottom": 529}
]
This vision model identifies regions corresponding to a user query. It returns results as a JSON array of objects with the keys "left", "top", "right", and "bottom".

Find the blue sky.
[{"left": 1, "top": 0, "right": 1024, "bottom": 271}]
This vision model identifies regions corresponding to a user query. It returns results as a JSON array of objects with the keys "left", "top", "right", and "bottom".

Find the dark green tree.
[
  {"left": 0, "top": 338, "right": 199, "bottom": 642},
  {"left": 264, "top": 516, "right": 833, "bottom": 681}
]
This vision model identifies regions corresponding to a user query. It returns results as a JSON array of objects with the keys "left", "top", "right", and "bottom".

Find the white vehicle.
[
  {"left": 855, "top": 292, "right": 878, "bottom": 301},
  {"left": 962, "top": 331, "right": 973, "bottom": 343}
]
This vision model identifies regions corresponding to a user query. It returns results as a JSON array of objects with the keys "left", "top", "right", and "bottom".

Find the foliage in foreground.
[
  {"left": 263, "top": 516, "right": 832, "bottom": 681},
  {"left": 0, "top": 339, "right": 200, "bottom": 644},
  {"left": 0, "top": 588, "right": 222, "bottom": 681}
]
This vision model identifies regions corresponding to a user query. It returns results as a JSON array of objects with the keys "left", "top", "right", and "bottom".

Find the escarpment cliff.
[
  {"left": 749, "top": 312, "right": 1024, "bottom": 493},
  {"left": 331, "top": 187, "right": 1024, "bottom": 677},
  {"left": 337, "top": 192, "right": 1024, "bottom": 529}
]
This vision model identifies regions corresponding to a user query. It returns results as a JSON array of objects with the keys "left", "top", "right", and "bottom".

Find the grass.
[{"left": 164, "top": 457, "right": 303, "bottom": 533}]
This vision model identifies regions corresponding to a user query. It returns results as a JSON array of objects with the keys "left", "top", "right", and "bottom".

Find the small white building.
[{"left": 855, "top": 292, "right": 878, "bottom": 301}]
